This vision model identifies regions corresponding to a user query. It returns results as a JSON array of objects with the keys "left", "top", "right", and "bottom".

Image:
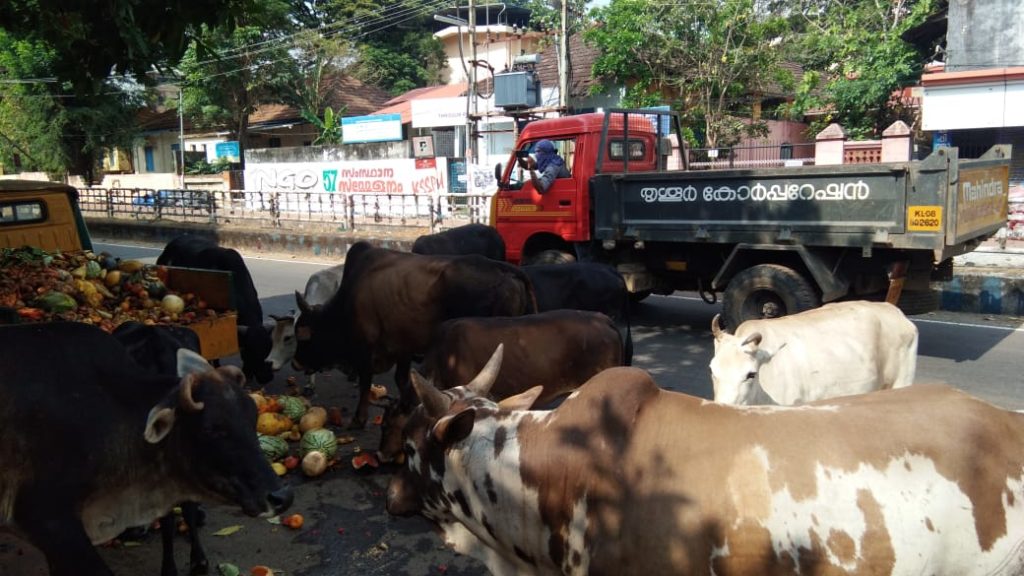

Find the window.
[
  {"left": 269, "top": 137, "right": 282, "bottom": 148},
  {"left": 509, "top": 138, "right": 576, "bottom": 189},
  {"left": 608, "top": 139, "right": 646, "bottom": 161},
  {"left": 0, "top": 200, "right": 47, "bottom": 225}
]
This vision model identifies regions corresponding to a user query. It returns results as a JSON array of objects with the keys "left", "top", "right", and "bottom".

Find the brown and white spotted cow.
[{"left": 387, "top": 345, "right": 1024, "bottom": 575}]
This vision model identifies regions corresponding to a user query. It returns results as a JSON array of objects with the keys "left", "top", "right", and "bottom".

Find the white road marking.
[{"left": 94, "top": 241, "right": 335, "bottom": 267}]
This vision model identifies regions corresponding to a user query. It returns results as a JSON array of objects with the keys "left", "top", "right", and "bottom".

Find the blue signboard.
[
  {"left": 215, "top": 141, "right": 240, "bottom": 162},
  {"left": 932, "top": 130, "right": 951, "bottom": 149},
  {"left": 342, "top": 114, "right": 403, "bottom": 143}
]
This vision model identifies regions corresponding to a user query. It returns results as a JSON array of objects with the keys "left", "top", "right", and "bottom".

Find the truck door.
[{"left": 497, "top": 138, "right": 582, "bottom": 255}]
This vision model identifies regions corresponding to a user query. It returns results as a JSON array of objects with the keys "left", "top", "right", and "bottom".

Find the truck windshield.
[{"left": 509, "top": 138, "right": 576, "bottom": 189}]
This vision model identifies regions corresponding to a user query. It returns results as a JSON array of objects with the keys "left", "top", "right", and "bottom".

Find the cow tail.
[{"left": 622, "top": 294, "right": 633, "bottom": 366}]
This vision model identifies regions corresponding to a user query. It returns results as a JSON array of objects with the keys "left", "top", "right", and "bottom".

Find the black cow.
[
  {"left": 411, "top": 223, "right": 506, "bottom": 261},
  {"left": 292, "top": 241, "right": 536, "bottom": 428},
  {"left": 522, "top": 262, "right": 633, "bottom": 361},
  {"left": 378, "top": 310, "right": 631, "bottom": 463},
  {"left": 112, "top": 321, "right": 207, "bottom": 576},
  {"left": 156, "top": 234, "right": 274, "bottom": 385},
  {"left": 0, "top": 322, "right": 292, "bottom": 576}
]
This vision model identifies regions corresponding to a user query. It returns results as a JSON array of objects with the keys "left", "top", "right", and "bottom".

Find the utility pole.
[
  {"left": 178, "top": 86, "right": 186, "bottom": 188},
  {"left": 467, "top": 0, "right": 478, "bottom": 164},
  {"left": 559, "top": 0, "right": 568, "bottom": 112}
]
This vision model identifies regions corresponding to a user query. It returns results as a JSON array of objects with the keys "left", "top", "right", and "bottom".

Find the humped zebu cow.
[
  {"left": 0, "top": 322, "right": 292, "bottom": 576},
  {"left": 377, "top": 310, "right": 630, "bottom": 463},
  {"left": 264, "top": 263, "right": 345, "bottom": 392},
  {"left": 156, "top": 234, "right": 274, "bottom": 385},
  {"left": 388, "top": 344, "right": 1024, "bottom": 575},
  {"left": 710, "top": 300, "right": 918, "bottom": 405},
  {"left": 411, "top": 222, "right": 506, "bottom": 261},
  {"left": 291, "top": 241, "right": 536, "bottom": 428},
  {"left": 521, "top": 262, "right": 633, "bottom": 360},
  {"left": 111, "top": 321, "right": 209, "bottom": 576}
]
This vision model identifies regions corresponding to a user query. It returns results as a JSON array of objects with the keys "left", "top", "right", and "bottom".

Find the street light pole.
[{"left": 467, "top": 0, "right": 477, "bottom": 164}]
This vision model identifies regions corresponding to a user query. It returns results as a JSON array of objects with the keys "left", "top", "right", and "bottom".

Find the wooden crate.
[{"left": 162, "top": 266, "right": 240, "bottom": 360}]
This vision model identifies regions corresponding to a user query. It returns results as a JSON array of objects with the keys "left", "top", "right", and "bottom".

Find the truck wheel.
[
  {"left": 524, "top": 250, "right": 576, "bottom": 265},
  {"left": 629, "top": 289, "right": 652, "bottom": 304},
  {"left": 722, "top": 264, "right": 820, "bottom": 328},
  {"left": 894, "top": 289, "right": 940, "bottom": 315}
]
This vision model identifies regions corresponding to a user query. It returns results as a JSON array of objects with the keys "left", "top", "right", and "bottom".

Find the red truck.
[{"left": 491, "top": 109, "right": 1012, "bottom": 327}]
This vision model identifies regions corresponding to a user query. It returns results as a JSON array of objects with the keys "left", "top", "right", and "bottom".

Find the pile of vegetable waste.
[{"left": 0, "top": 246, "right": 220, "bottom": 332}]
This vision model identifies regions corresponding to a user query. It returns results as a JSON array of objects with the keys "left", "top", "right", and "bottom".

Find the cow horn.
[
  {"left": 179, "top": 374, "right": 206, "bottom": 412},
  {"left": 295, "top": 291, "right": 311, "bottom": 315},
  {"left": 711, "top": 314, "right": 724, "bottom": 339},
  {"left": 411, "top": 370, "right": 450, "bottom": 418},
  {"left": 466, "top": 343, "right": 504, "bottom": 397},
  {"left": 741, "top": 332, "right": 762, "bottom": 347}
]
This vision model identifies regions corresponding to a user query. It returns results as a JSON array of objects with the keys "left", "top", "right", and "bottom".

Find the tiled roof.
[{"left": 534, "top": 32, "right": 602, "bottom": 98}]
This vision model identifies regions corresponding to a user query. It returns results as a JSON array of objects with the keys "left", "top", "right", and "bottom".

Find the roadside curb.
[{"left": 940, "top": 270, "right": 1024, "bottom": 317}]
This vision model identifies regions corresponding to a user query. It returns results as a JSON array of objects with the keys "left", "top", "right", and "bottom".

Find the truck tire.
[
  {"left": 894, "top": 289, "right": 941, "bottom": 316},
  {"left": 722, "top": 264, "right": 820, "bottom": 329},
  {"left": 524, "top": 250, "right": 576, "bottom": 265},
  {"left": 629, "top": 289, "right": 652, "bottom": 304}
]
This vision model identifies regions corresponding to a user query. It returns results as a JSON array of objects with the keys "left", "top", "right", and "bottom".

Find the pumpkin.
[{"left": 256, "top": 413, "right": 293, "bottom": 436}]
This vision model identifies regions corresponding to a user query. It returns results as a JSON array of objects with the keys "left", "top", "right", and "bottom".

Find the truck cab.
[
  {"left": 0, "top": 180, "right": 93, "bottom": 252},
  {"left": 493, "top": 113, "right": 663, "bottom": 264}
]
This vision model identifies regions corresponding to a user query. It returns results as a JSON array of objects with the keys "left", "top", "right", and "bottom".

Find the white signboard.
[
  {"left": 244, "top": 157, "right": 449, "bottom": 195},
  {"left": 342, "top": 114, "right": 403, "bottom": 143},
  {"left": 412, "top": 97, "right": 467, "bottom": 128}
]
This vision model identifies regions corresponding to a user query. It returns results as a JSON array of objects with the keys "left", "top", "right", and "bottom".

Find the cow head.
[
  {"left": 291, "top": 291, "right": 342, "bottom": 374},
  {"left": 238, "top": 324, "right": 274, "bottom": 385},
  {"left": 386, "top": 344, "right": 543, "bottom": 517},
  {"left": 144, "top": 348, "right": 293, "bottom": 517},
  {"left": 709, "top": 314, "right": 778, "bottom": 405},
  {"left": 265, "top": 313, "right": 297, "bottom": 371}
]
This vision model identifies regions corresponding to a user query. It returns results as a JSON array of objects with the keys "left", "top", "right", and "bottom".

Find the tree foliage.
[
  {"left": 0, "top": 31, "right": 141, "bottom": 180},
  {"left": 779, "top": 0, "right": 940, "bottom": 138},
  {"left": 588, "top": 0, "right": 787, "bottom": 148},
  {"left": 0, "top": 0, "right": 248, "bottom": 94},
  {"left": 178, "top": 0, "right": 298, "bottom": 157}
]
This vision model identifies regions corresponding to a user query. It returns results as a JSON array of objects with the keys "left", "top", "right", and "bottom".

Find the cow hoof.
[{"left": 190, "top": 559, "right": 210, "bottom": 575}]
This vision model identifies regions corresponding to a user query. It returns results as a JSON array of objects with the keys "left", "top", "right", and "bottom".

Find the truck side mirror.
[{"left": 494, "top": 163, "right": 506, "bottom": 190}]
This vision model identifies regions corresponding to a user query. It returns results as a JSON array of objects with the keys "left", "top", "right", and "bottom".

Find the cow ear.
[
  {"left": 465, "top": 343, "right": 504, "bottom": 396},
  {"left": 432, "top": 408, "right": 476, "bottom": 446},
  {"left": 144, "top": 406, "right": 176, "bottom": 444},
  {"left": 741, "top": 332, "right": 762, "bottom": 350},
  {"left": 296, "top": 291, "right": 312, "bottom": 315},
  {"left": 497, "top": 385, "right": 544, "bottom": 411},
  {"left": 411, "top": 370, "right": 451, "bottom": 418},
  {"left": 177, "top": 348, "right": 213, "bottom": 377},
  {"left": 711, "top": 314, "right": 725, "bottom": 339}
]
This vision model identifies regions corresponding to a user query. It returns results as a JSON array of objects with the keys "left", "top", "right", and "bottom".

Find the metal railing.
[
  {"left": 687, "top": 141, "right": 816, "bottom": 170},
  {"left": 78, "top": 188, "right": 494, "bottom": 233}
]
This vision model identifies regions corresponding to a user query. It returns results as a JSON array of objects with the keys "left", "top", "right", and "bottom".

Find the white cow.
[
  {"left": 265, "top": 264, "right": 345, "bottom": 374},
  {"left": 710, "top": 300, "right": 918, "bottom": 405}
]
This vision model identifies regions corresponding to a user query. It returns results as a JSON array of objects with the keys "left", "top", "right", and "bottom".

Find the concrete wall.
[
  {"left": 246, "top": 141, "right": 411, "bottom": 163},
  {"left": 947, "top": 0, "right": 1024, "bottom": 71}
]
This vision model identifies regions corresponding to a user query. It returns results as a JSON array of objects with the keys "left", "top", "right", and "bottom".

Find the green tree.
[
  {"left": 301, "top": 106, "right": 346, "bottom": 145},
  {"left": 519, "top": 0, "right": 590, "bottom": 35},
  {"left": 313, "top": 0, "right": 446, "bottom": 95},
  {"left": 588, "top": 0, "right": 787, "bottom": 148},
  {"left": 178, "top": 0, "right": 298, "bottom": 162},
  {"left": 0, "top": 0, "right": 249, "bottom": 94},
  {"left": 779, "top": 0, "right": 940, "bottom": 138},
  {"left": 0, "top": 31, "right": 141, "bottom": 180}
]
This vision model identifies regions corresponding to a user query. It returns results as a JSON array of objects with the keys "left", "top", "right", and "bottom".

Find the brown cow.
[
  {"left": 377, "top": 310, "right": 629, "bottom": 463},
  {"left": 388, "top": 346, "right": 1024, "bottom": 575},
  {"left": 292, "top": 242, "right": 536, "bottom": 428}
]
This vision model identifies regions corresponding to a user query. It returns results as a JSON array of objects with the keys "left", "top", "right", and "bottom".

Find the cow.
[
  {"left": 388, "top": 345, "right": 1024, "bottom": 575},
  {"left": 0, "top": 322, "right": 292, "bottom": 576},
  {"left": 411, "top": 223, "right": 506, "bottom": 261},
  {"left": 111, "top": 321, "right": 207, "bottom": 576},
  {"left": 156, "top": 234, "right": 274, "bottom": 385},
  {"left": 377, "top": 310, "right": 630, "bottom": 463},
  {"left": 291, "top": 241, "right": 536, "bottom": 428},
  {"left": 710, "top": 300, "right": 918, "bottom": 405},
  {"left": 264, "top": 263, "right": 345, "bottom": 384},
  {"left": 522, "top": 262, "right": 633, "bottom": 363}
]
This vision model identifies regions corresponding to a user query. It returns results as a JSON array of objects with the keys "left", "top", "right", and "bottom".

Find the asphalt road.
[{"left": 3, "top": 239, "right": 1023, "bottom": 576}]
